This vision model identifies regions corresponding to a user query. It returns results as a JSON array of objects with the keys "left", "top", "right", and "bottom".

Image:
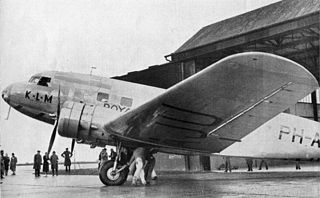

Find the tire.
[{"left": 99, "top": 160, "right": 129, "bottom": 186}]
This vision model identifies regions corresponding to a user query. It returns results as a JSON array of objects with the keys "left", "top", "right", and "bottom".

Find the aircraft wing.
[{"left": 104, "top": 52, "right": 319, "bottom": 154}]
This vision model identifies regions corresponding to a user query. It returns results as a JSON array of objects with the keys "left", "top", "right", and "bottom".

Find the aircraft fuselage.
[
  {"left": 2, "top": 70, "right": 319, "bottom": 159},
  {"left": 2, "top": 71, "right": 164, "bottom": 125}
]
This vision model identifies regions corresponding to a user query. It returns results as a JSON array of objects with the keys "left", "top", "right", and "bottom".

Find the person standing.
[
  {"left": 127, "top": 147, "right": 147, "bottom": 185},
  {"left": 61, "top": 148, "right": 73, "bottom": 173},
  {"left": 109, "top": 148, "right": 117, "bottom": 161},
  {"left": 98, "top": 148, "right": 108, "bottom": 169},
  {"left": 246, "top": 158, "right": 253, "bottom": 172},
  {"left": 43, "top": 152, "right": 49, "bottom": 176},
  {"left": 3, "top": 153, "right": 10, "bottom": 176},
  {"left": 33, "top": 151, "right": 42, "bottom": 177},
  {"left": 259, "top": 159, "right": 268, "bottom": 170},
  {"left": 295, "top": 159, "right": 301, "bottom": 170},
  {"left": 50, "top": 151, "right": 59, "bottom": 176},
  {"left": 224, "top": 156, "right": 232, "bottom": 173},
  {"left": 0, "top": 150, "right": 4, "bottom": 179},
  {"left": 126, "top": 150, "right": 136, "bottom": 182},
  {"left": 119, "top": 147, "right": 129, "bottom": 165},
  {"left": 10, "top": 153, "right": 17, "bottom": 175},
  {"left": 144, "top": 151, "right": 156, "bottom": 184}
]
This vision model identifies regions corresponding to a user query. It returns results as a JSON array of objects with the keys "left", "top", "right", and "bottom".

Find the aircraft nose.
[{"left": 2, "top": 85, "right": 12, "bottom": 103}]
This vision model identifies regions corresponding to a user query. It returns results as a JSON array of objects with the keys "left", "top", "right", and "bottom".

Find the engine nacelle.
[
  {"left": 57, "top": 101, "right": 114, "bottom": 146},
  {"left": 58, "top": 101, "right": 84, "bottom": 139}
]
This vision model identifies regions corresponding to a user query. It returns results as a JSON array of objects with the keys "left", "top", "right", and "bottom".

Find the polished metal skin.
[
  {"left": 2, "top": 52, "right": 319, "bottom": 157},
  {"left": 104, "top": 52, "right": 319, "bottom": 155}
]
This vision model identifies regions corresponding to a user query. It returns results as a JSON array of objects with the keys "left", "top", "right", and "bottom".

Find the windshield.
[
  {"left": 28, "top": 76, "right": 51, "bottom": 87},
  {"left": 29, "top": 76, "right": 41, "bottom": 83}
]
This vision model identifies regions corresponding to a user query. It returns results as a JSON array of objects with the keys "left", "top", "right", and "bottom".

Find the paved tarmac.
[{"left": 1, "top": 165, "right": 320, "bottom": 198}]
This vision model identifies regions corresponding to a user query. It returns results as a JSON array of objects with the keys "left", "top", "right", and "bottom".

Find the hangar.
[{"left": 114, "top": 0, "right": 320, "bottom": 171}]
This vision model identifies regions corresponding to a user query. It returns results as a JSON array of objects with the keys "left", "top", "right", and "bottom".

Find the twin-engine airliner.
[{"left": 2, "top": 52, "right": 319, "bottom": 185}]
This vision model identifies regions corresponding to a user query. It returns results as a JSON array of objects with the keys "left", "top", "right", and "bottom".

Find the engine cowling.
[
  {"left": 57, "top": 101, "right": 114, "bottom": 146},
  {"left": 58, "top": 101, "right": 84, "bottom": 139}
]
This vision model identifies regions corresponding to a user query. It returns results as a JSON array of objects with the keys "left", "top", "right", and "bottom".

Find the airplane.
[{"left": 1, "top": 52, "right": 319, "bottom": 186}]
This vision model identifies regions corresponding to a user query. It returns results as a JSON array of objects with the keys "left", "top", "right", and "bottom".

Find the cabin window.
[
  {"left": 97, "top": 92, "right": 109, "bottom": 102},
  {"left": 37, "top": 77, "right": 51, "bottom": 87},
  {"left": 120, "top": 97, "right": 133, "bottom": 107}
]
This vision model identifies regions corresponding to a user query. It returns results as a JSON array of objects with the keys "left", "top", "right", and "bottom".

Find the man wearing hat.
[
  {"left": 50, "top": 151, "right": 59, "bottom": 176},
  {"left": 33, "top": 150, "right": 42, "bottom": 177},
  {"left": 61, "top": 148, "right": 73, "bottom": 172}
]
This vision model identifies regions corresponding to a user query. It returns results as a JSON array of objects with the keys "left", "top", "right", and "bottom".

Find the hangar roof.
[
  {"left": 117, "top": 0, "right": 319, "bottom": 87},
  {"left": 175, "top": 0, "right": 320, "bottom": 54}
]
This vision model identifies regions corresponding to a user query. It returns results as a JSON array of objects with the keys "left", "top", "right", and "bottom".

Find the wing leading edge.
[{"left": 104, "top": 52, "right": 319, "bottom": 154}]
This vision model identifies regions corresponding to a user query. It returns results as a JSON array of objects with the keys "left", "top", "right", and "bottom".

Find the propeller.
[
  {"left": 47, "top": 85, "right": 77, "bottom": 155},
  {"left": 47, "top": 85, "right": 61, "bottom": 154},
  {"left": 71, "top": 139, "right": 76, "bottom": 154}
]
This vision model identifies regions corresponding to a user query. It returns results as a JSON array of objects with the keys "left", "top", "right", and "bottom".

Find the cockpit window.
[
  {"left": 29, "top": 76, "right": 51, "bottom": 87},
  {"left": 37, "top": 77, "right": 51, "bottom": 87},
  {"left": 29, "top": 76, "right": 41, "bottom": 83}
]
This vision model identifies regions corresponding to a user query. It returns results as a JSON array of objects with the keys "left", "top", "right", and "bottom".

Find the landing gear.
[
  {"left": 99, "top": 160, "right": 129, "bottom": 186},
  {"left": 99, "top": 142, "right": 129, "bottom": 186}
]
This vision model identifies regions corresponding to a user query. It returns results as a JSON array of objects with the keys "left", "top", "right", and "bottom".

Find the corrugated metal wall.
[{"left": 299, "top": 89, "right": 320, "bottom": 103}]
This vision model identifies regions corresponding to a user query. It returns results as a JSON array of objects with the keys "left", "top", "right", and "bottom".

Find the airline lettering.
[
  {"left": 279, "top": 125, "right": 320, "bottom": 148},
  {"left": 103, "top": 102, "right": 130, "bottom": 113},
  {"left": 25, "top": 90, "right": 53, "bottom": 103}
]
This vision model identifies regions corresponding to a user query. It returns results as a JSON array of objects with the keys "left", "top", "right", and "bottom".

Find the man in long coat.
[
  {"left": 61, "top": 148, "right": 73, "bottom": 172},
  {"left": 3, "top": 153, "right": 10, "bottom": 176},
  {"left": 0, "top": 150, "right": 4, "bottom": 179},
  {"left": 33, "top": 151, "right": 42, "bottom": 177},
  {"left": 98, "top": 148, "right": 108, "bottom": 170},
  {"left": 10, "top": 153, "right": 18, "bottom": 175},
  {"left": 50, "top": 151, "right": 59, "bottom": 176}
]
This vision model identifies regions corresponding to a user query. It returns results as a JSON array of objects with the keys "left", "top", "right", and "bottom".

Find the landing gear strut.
[
  {"left": 99, "top": 142, "right": 129, "bottom": 186},
  {"left": 99, "top": 160, "right": 129, "bottom": 186}
]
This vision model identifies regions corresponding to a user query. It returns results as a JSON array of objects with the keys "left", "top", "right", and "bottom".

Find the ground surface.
[{"left": 1, "top": 165, "right": 319, "bottom": 198}]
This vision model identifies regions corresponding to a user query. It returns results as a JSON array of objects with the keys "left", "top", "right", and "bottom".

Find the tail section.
[{"left": 219, "top": 113, "right": 320, "bottom": 160}]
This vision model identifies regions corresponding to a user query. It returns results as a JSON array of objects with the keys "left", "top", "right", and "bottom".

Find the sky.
[{"left": 0, "top": 0, "right": 280, "bottom": 163}]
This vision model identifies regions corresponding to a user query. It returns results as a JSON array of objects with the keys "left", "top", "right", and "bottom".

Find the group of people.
[
  {"left": 98, "top": 148, "right": 117, "bottom": 169},
  {"left": 33, "top": 148, "right": 73, "bottom": 177},
  {"left": 225, "top": 157, "right": 302, "bottom": 172},
  {"left": 245, "top": 158, "right": 269, "bottom": 171},
  {"left": 224, "top": 157, "right": 269, "bottom": 172},
  {"left": 0, "top": 150, "right": 17, "bottom": 179}
]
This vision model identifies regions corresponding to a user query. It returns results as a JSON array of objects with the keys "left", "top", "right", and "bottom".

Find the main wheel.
[{"left": 99, "top": 160, "right": 129, "bottom": 186}]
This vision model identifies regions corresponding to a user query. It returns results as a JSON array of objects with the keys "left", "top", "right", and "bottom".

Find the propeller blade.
[
  {"left": 71, "top": 139, "right": 76, "bottom": 154},
  {"left": 47, "top": 120, "right": 58, "bottom": 154},
  {"left": 47, "top": 85, "right": 61, "bottom": 154},
  {"left": 56, "top": 85, "right": 61, "bottom": 117},
  {"left": 5, "top": 106, "right": 11, "bottom": 120}
]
